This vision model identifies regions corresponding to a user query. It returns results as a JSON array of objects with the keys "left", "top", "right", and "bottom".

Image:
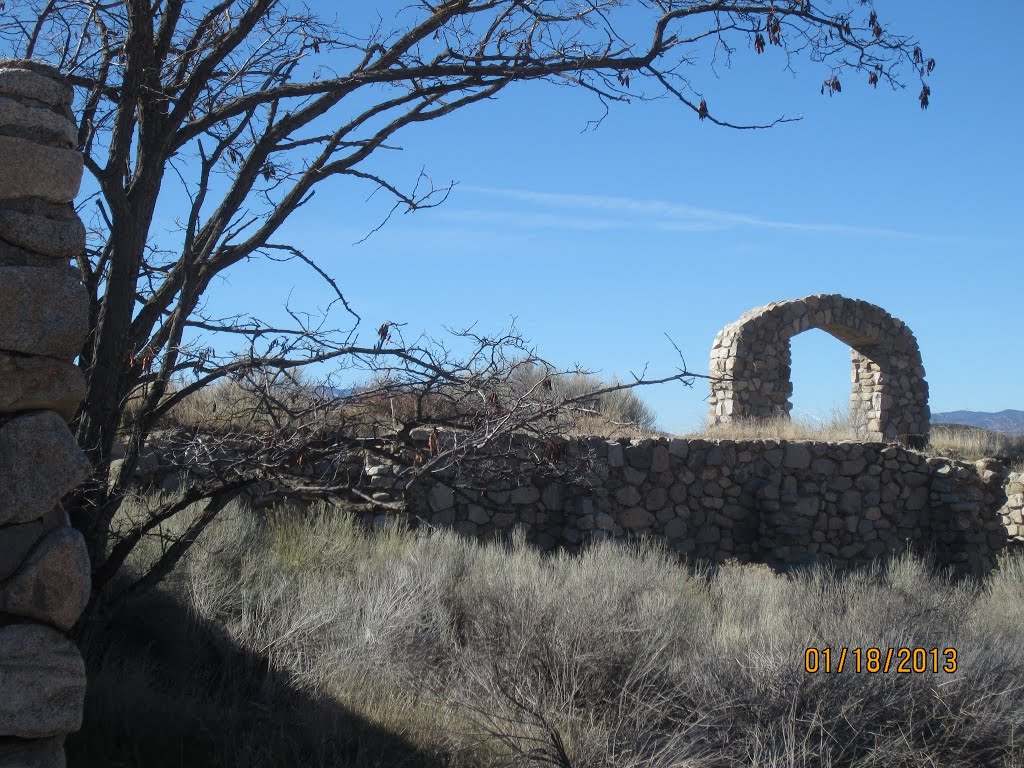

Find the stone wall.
[
  {"left": 127, "top": 434, "right": 1014, "bottom": 578},
  {"left": 394, "top": 438, "right": 1008, "bottom": 578},
  {"left": 709, "top": 295, "right": 930, "bottom": 446},
  {"left": 1000, "top": 471, "right": 1024, "bottom": 542},
  {"left": 0, "top": 60, "right": 91, "bottom": 767},
  {"left": 121, "top": 430, "right": 1015, "bottom": 581}
]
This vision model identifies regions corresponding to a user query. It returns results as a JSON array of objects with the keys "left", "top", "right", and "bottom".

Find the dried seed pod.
[{"left": 487, "top": 390, "right": 502, "bottom": 416}]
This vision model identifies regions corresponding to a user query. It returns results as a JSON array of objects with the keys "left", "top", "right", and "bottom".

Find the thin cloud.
[
  {"left": 460, "top": 184, "right": 1024, "bottom": 246},
  {"left": 436, "top": 208, "right": 722, "bottom": 233}
]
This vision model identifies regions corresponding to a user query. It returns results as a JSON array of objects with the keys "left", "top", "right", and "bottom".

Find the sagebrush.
[{"left": 69, "top": 497, "right": 1024, "bottom": 767}]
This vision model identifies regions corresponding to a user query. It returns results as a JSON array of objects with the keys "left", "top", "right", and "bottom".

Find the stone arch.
[{"left": 708, "top": 294, "right": 929, "bottom": 446}]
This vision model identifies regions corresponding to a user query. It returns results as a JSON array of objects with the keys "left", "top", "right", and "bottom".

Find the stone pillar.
[{"left": 0, "top": 60, "right": 92, "bottom": 768}]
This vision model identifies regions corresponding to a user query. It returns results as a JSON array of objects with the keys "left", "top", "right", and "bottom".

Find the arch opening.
[{"left": 788, "top": 328, "right": 857, "bottom": 432}]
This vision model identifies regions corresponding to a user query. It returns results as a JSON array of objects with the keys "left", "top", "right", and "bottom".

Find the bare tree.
[{"left": 0, "top": 0, "right": 933, "bottom": 627}]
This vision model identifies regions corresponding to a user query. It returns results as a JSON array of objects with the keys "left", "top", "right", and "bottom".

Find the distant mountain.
[{"left": 931, "top": 409, "right": 1024, "bottom": 434}]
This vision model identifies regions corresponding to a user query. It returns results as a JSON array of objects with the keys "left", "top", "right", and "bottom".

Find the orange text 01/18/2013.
[{"left": 804, "top": 647, "right": 958, "bottom": 674}]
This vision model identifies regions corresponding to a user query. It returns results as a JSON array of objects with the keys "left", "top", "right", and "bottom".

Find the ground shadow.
[{"left": 66, "top": 589, "right": 450, "bottom": 768}]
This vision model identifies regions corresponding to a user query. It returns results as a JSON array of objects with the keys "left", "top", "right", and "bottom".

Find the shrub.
[{"left": 70, "top": 499, "right": 1024, "bottom": 767}]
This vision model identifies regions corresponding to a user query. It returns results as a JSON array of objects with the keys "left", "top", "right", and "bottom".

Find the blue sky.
[{"left": 197, "top": 1, "right": 1022, "bottom": 434}]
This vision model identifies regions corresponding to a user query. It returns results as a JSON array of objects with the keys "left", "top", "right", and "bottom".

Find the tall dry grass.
[
  {"left": 927, "top": 423, "right": 1024, "bottom": 465},
  {"left": 70, "top": 496, "right": 1024, "bottom": 767},
  {"left": 685, "top": 408, "right": 870, "bottom": 442}
]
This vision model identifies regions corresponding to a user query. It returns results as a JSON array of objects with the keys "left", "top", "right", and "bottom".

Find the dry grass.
[
  {"left": 927, "top": 423, "right": 1024, "bottom": 466},
  {"left": 120, "top": 376, "right": 329, "bottom": 435},
  {"left": 70, "top": 496, "right": 1024, "bottom": 767},
  {"left": 683, "top": 408, "right": 870, "bottom": 442},
  {"left": 120, "top": 367, "right": 661, "bottom": 442}
]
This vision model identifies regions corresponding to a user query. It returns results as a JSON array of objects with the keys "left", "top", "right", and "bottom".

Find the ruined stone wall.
[
  {"left": 709, "top": 295, "right": 930, "bottom": 446},
  {"left": 0, "top": 60, "right": 91, "bottom": 768},
  {"left": 1000, "top": 471, "right": 1024, "bottom": 542},
  {"left": 398, "top": 446, "right": 1013, "bottom": 576},
  {"left": 394, "top": 438, "right": 1007, "bottom": 578},
  {"left": 127, "top": 435, "right": 1013, "bottom": 578}
]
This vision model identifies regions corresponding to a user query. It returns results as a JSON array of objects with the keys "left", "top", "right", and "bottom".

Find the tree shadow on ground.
[{"left": 66, "top": 589, "right": 450, "bottom": 768}]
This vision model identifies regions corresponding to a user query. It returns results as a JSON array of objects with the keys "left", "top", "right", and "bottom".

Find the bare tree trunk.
[{"left": 71, "top": 219, "right": 146, "bottom": 562}]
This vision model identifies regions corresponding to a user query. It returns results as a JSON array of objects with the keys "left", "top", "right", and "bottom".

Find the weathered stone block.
[
  {"left": 0, "top": 505, "right": 66, "bottom": 581},
  {"left": 0, "top": 64, "right": 72, "bottom": 108},
  {"left": 0, "top": 96, "right": 76, "bottom": 148},
  {"left": 668, "top": 438, "right": 688, "bottom": 459},
  {"left": 650, "top": 444, "right": 670, "bottom": 472},
  {"left": 0, "top": 138, "right": 82, "bottom": 203},
  {"left": 0, "top": 526, "right": 91, "bottom": 631},
  {"left": 427, "top": 484, "right": 454, "bottom": 512},
  {"left": 0, "top": 267, "right": 88, "bottom": 358},
  {"left": 810, "top": 458, "right": 835, "bottom": 474},
  {"left": 626, "top": 440, "right": 653, "bottom": 470},
  {"left": 841, "top": 457, "right": 868, "bottom": 476},
  {"left": 615, "top": 486, "right": 641, "bottom": 506},
  {"left": 466, "top": 504, "right": 490, "bottom": 525},
  {"left": 0, "top": 200, "right": 85, "bottom": 259},
  {"left": 620, "top": 507, "right": 654, "bottom": 529},
  {"left": 606, "top": 442, "right": 623, "bottom": 468},
  {"left": 664, "top": 517, "right": 687, "bottom": 539},
  {"left": 0, "top": 625, "right": 85, "bottom": 738},
  {"left": 644, "top": 487, "right": 668, "bottom": 511},
  {"left": 0, "top": 412, "right": 91, "bottom": 526},
  {"left": 783, "top": 443, "right": 811, "bottom": 469},
  {"left": 0, "top": 354, "right": 85, "bottom": 422}
]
